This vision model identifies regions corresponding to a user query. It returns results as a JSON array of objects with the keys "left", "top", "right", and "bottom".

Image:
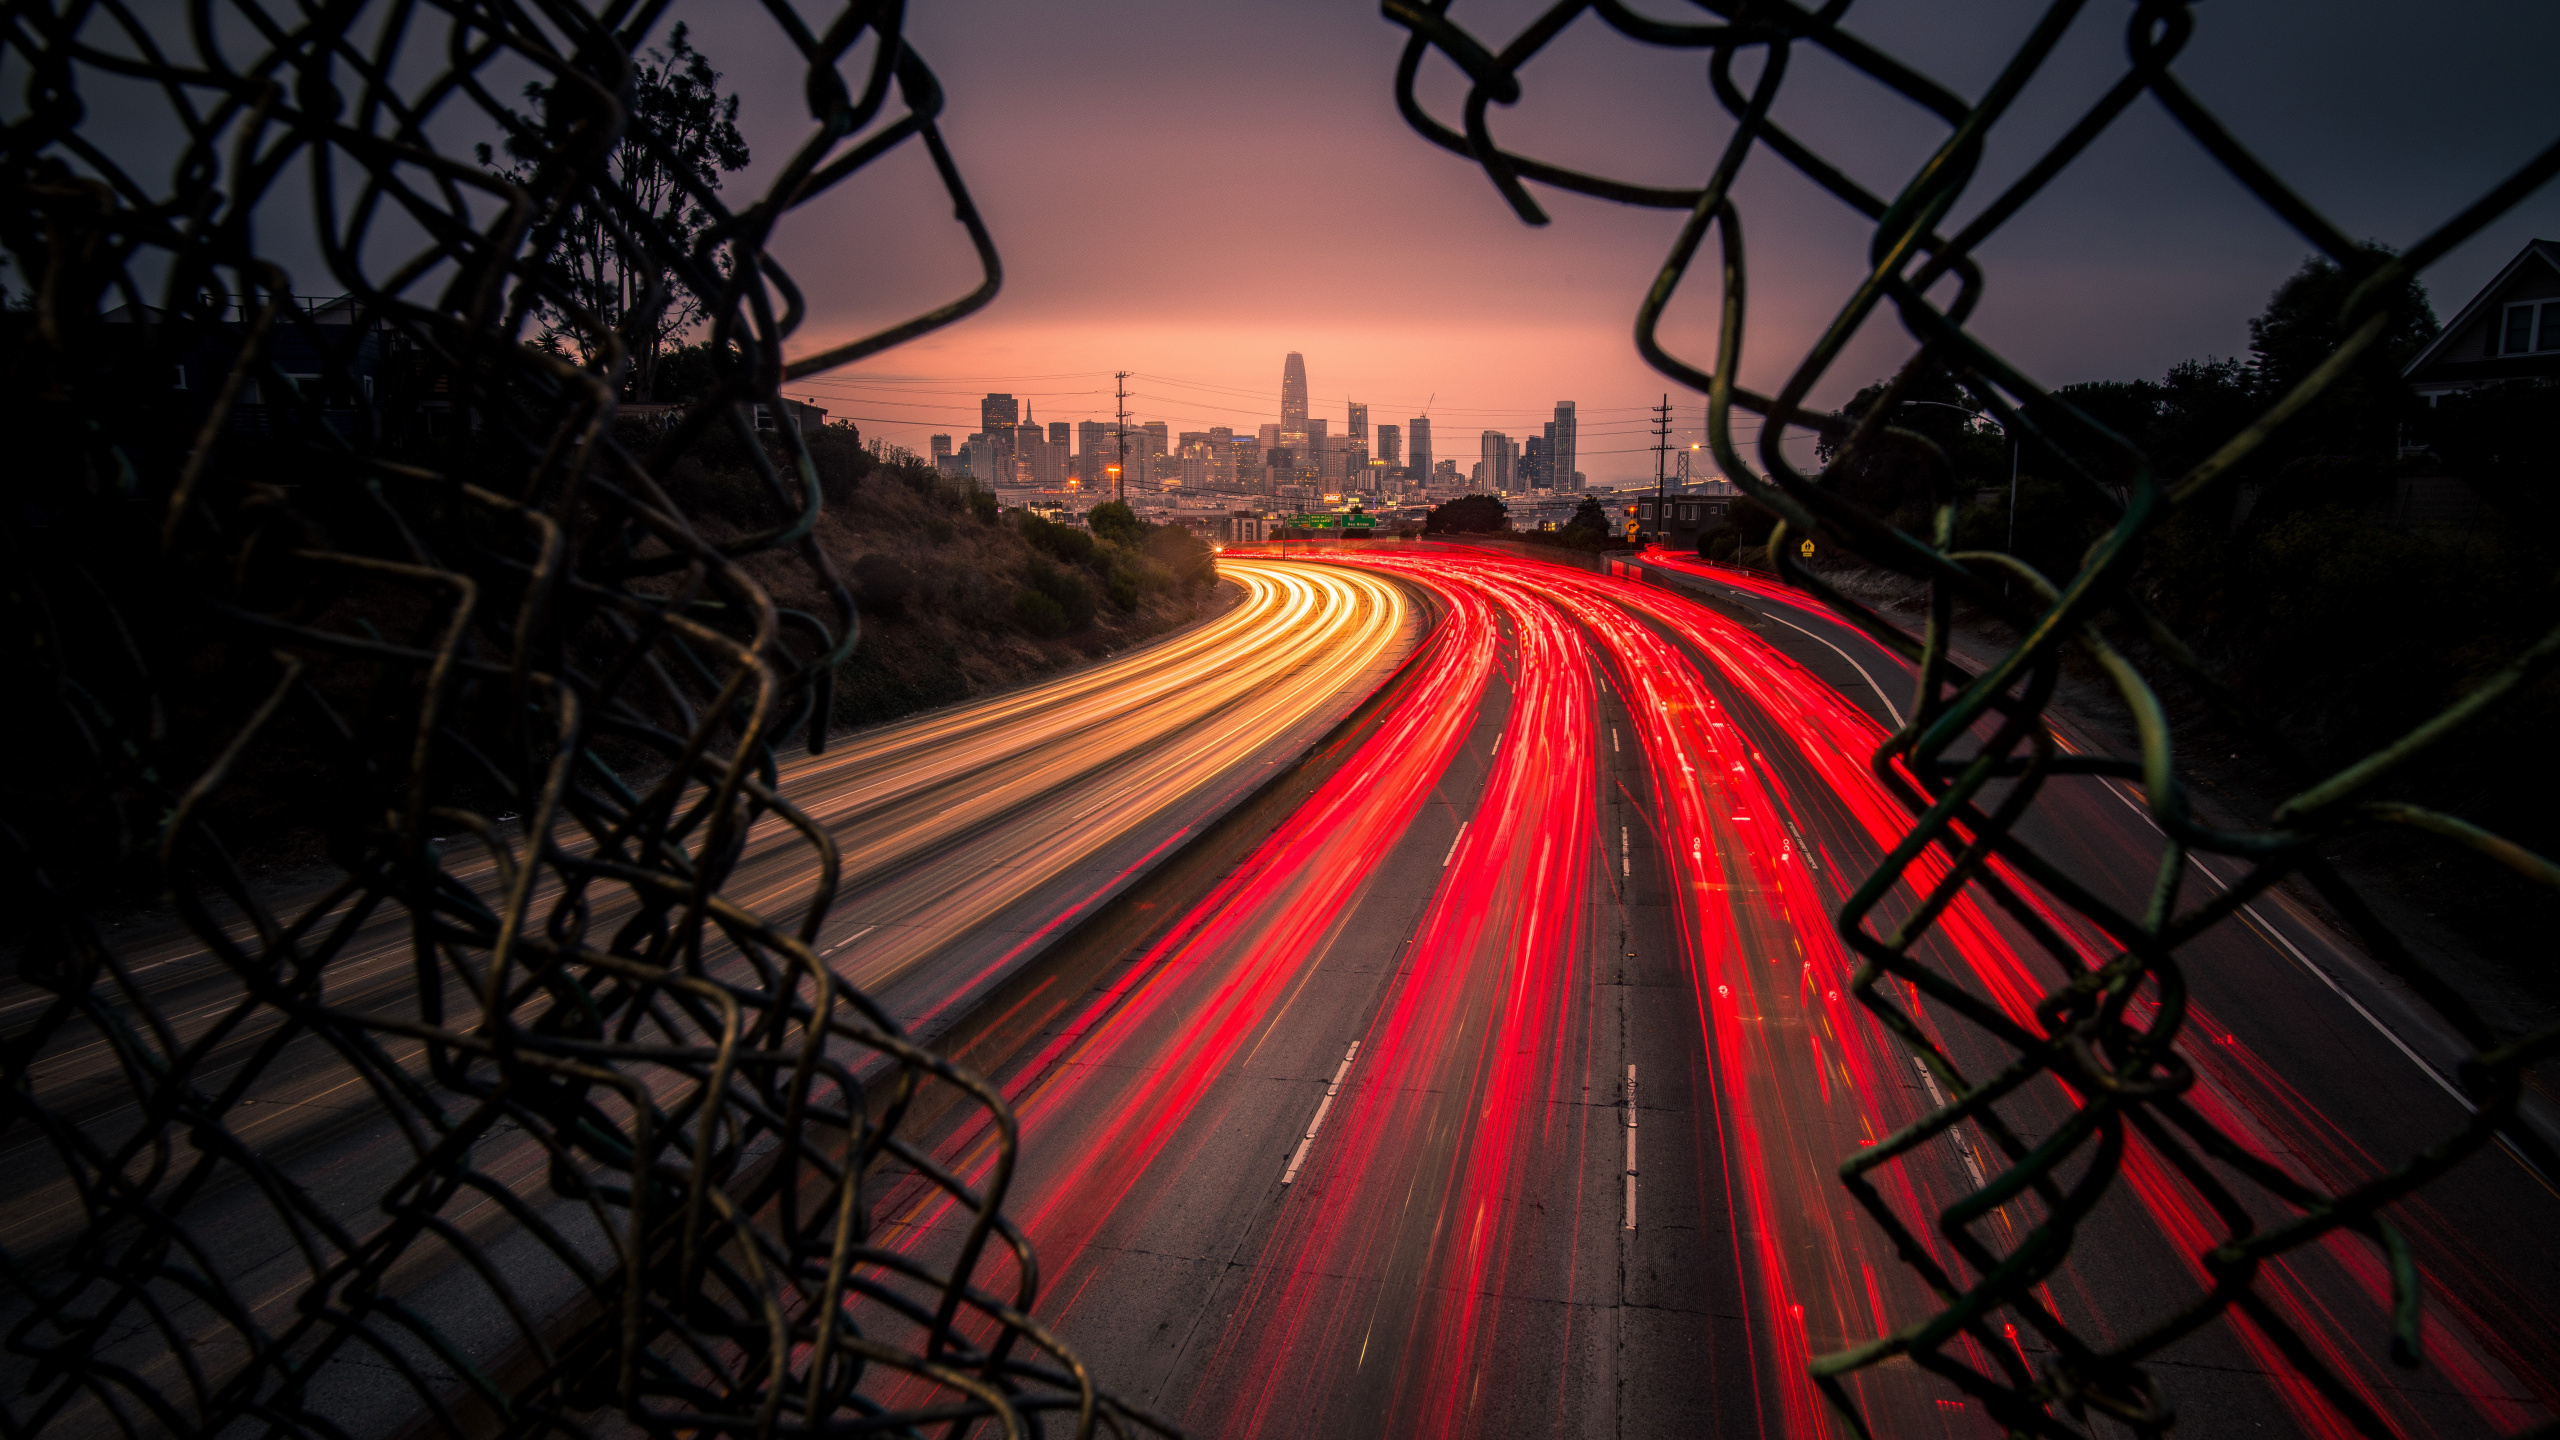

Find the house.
[
  {"left": 2401, "top": 237, "right": 2560, "bottom": 403},
  {"left": 1633, "top": 480, "right": 1739, "bottom": 550}
]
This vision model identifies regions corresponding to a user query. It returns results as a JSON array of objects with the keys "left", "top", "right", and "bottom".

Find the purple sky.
[{"left": 707, "top": 1, "right": 2560, "bottom": 482}]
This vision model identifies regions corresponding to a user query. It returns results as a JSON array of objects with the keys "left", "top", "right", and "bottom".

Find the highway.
[
  {"left": 866, "top": 546, "right": 2560, "bottom": 1438},
  {"left": 0, "top": 559, "right": 1421, "bottom": 1439}
]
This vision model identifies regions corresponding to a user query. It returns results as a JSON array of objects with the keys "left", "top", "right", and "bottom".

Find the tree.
[
  {"left": 479, "top": 24, "right": 750, "bottom": 402},
  {"left": 2247, "top": 247, "right": 2437, "bottom": 466},
  {"left": 1425, "top": 493, "right": 1508, "bottom": 534},
  {"left": 1087, "top": 501, "right": 1144, "bottom": 547},
  {"left": 1565, "top": 496, "right": 1610, "bottom": 537}
]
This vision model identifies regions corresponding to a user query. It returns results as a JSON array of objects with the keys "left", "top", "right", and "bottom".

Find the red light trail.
[{"left": 852, "top": 545, "right": 2554, "bottom": 1437}]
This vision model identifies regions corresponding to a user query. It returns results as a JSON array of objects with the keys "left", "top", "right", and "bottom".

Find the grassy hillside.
[{"left": 660, "top": 420, "right": 1223, "bottom": 732}]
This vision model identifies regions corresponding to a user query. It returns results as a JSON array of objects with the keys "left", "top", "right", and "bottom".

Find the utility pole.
[
  {"left": 1651, "top": 395, "right": 1673, "bottom": 549},
  {"left": 1114, "top": 371, "right": 1131, "bottom": 506}
]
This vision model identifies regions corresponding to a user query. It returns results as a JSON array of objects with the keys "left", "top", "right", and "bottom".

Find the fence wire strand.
[
  {"left": 1386, "top": 1, "right": 2559, "bottom": 1435},
  {"left": 0, "top": 3, "right": 1172, "bottom": 1437}
]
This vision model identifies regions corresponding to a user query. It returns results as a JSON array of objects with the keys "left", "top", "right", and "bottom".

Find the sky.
[
  {"left": 683, "top": 0, "right": 2556, "bottom": 482},
  {"left": 23, "top": 1, "right": 2555, "bottom": 485}
]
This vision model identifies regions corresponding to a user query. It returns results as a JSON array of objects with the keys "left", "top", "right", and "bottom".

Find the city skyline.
[
  {"left": 923, "top": 350, "right": 1601, "bottom": 501},
  {"left": 739, "top": 2, "right": 2555, "bottom": 482}
]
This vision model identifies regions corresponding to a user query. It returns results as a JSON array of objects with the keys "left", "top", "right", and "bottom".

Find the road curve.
[{"left": 0, "top": 558, "right": 1420, "bottom": 1440}]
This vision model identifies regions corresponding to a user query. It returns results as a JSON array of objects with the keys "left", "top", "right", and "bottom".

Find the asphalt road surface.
[
  {"left": 0, "top": 558, "right": 1421, "bottom": 1439},
  {"left": 869, "top": 545, "right": 2559, "bottom": 1439}
]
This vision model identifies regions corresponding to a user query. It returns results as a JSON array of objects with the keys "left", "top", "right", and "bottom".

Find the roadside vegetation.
[
  {"left": 647, "top": 412, "right": 1222, "bottom": 729},
  {"left": 1702, "top": 250, "right": 2558, "bottom": 989}
]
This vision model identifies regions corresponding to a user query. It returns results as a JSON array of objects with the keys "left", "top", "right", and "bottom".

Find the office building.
[
  {"left": 1077, "top": 419, "right": 1110, "bottom": 484},
  {"left": 1346, "top": 401, "right": 1368, "bottom": 445},
  {"left": 1524, "top": 434, "right": 1550, "bottom": 489},
  {"left": 1377, "top": 423, "right": 1401, "bottom": 470},
  {"left": 1408, "top": 417, "right": 1433, "bottom": 483},
  {"left": 1280, "top": 352, "right": 1309, "bottom": 451},
  {"left": 980, "top": 393, "right": 1018, "bottom": 484},
  {"left": 929, "top": 434, "right": 952, "bottom": 463},
  {"left": 1550, "top": 401, "right": 1579, "bottom": 492},
  {"left": 1479, "top": 430, "right": 1513, "bottom": 490}
]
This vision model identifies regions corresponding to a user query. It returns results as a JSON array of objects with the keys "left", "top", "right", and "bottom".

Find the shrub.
[
  {"left": 1012, "top": 587, "right": 1070, "bottom": 639},
  {"left": 1027, "top": 557, "right": 1097, "bottom": 628},
  {"left": 967, "top": 488, "right": 999, "bottom": 524},
  {"left": 1105, "top": 568, "right": 1141, "bottom": 612},
  {"left": 1088, "top": 500, "right": 1145, "bottom": 547},
  {"left": 1143, "top": 525, "right": 1216, "bottom": 591},
  {"left": 1019, "top": 512, "right": 1098, "bottom": 566}
]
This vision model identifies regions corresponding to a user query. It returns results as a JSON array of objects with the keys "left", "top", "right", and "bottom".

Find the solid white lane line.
[
  {"left": 2087, "top": 779, "right": 2484, "bottom": 1117},
  {"left": 1283, "top": 1040, "right": 1362, "bottom": 1185},
  {"left": 1752, "top": 603, "right": 1908, "bottom": 731},
  {"left": 1625, "top": 1065, "right": 1639, "bottom": 1230},
  {"left": 1442, "top": 821, "right": 1469, "bottom": 868}
]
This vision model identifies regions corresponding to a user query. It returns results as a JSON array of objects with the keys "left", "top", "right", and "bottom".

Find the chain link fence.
[
  {"left": 1, "top": 2, "right": 1168, "bottom": 1436},
  {"left": 1387, "top": 2, "right": 2560, "bottom": 1434}
]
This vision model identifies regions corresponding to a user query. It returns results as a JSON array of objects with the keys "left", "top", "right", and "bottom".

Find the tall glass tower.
[{"left": 1279, "top": 353, "right": 1310, "bottom": 451}]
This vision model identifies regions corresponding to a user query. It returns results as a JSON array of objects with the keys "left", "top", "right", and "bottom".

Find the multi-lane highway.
[
  {"left": 866, "top": 545, "right": 2560, "bottom": 1438},
  {"left": 0, "top": 559, "right": 1420, "bottom": 1439},
  {"left": 15, "top": 542, "right": 2557, "bottom": 1440}
]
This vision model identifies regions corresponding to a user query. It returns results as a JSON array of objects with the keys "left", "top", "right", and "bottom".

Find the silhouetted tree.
[
  {"left": 1425, "top": 493, "right": 1508, "bottom": 534},
  {"left": 479, "top": 24, "right": 750, "bottom": 401}
]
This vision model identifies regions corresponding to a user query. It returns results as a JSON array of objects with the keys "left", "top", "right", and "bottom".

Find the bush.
[
  {"left": 1105, "top": 568, "right": 1142, "bottom": 612},
  {"left": 1088, "top": 500, "right": 1145, "bottom": 547},
  {"left": 1019, "top": 512, "right": 1098, "bottom": 566},
  {"left": 1026, "top": 557, "right": 1097, "bottom": 629},
  {"left": 1143, "top": 525, "right": 1216, "bottom": 591},
  {"left": 967, "top": 488, "right": 999, "bottom": 524},
  {"left": 1425, "top": 493, "right": 1508, "bottom": 534},
  {"left": 1012, "top": 587, "right": 1070, "bottom": 639}
]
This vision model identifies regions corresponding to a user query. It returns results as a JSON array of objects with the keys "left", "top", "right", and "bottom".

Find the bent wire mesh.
[
  {"left": 0, "top": 2, "right": 1168, "bottom": 1437},
  {"left": 1384, "top": 1, "right": 2559, "bottom": 1436}
]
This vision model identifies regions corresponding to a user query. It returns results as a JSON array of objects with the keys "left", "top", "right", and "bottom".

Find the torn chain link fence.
[
  {"left": 1385, "top": 1, "right": 2559, "bottom": 1435},
  {"left": 0, "top": 2, "right": 1169, "bottom": 1437}
]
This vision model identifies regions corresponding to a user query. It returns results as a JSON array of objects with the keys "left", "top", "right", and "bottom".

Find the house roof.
[{"left": 2401, "top": 238, "right": 2560, "bottom": 380}]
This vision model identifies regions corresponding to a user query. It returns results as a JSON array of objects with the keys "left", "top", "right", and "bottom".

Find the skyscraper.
[
  {"left": 1480, "top": 430, "right": 1513, "bottom": 490},
  {"left": 1377, "top": 423, "right": 1401, "bottom": 470},
  {"left": 929, "top": 434, "right": 952, "bottom": 463},
  {"left": 1551, "top": 401, "right": 1579, "bottom": 491},
  {"left": 1524, "top": 434, "right": 1550, "bottom": 489},
  {"left": 1408, "top": 417, "right": 1432, "bottom": 484},
  {"left": 980, "top": 393, "right": 1018, "bottom": 484},
  {"left": 1049, "top": 420, "right": 1070, "bottom": 452},
  {"left": 1279, "top": 353, "right": 1309, "bottom": 451},
  {"left": 1077, "top": 419, "right": 1109, "bottom": 484},
  {"left": 1346, "top": 401, "right": 1368, "bottom": 445}
]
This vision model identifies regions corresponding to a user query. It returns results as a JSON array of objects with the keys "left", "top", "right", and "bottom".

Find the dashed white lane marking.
[
  {"left": 1625, "top": 1065, "right": 1639, "bottom": 1230},
  {"left": 1442, "top": 821, "right": 1469, "bottom": 868},
  {"left": 1612, "top": 727, "right": 1621, "bottom": 754},
  {"left": 1913, "top": 1055, "right": 1990, "bottom": 1191},
  {"left": 1283, "top": 1040, "right": 1363, "bottom": 1185},
  {"left": 1622, "top": 826, "right": 1631, "bottom": 878},
  {"left": 822, "top": 925, "right": 875, "bottom": 955}
]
